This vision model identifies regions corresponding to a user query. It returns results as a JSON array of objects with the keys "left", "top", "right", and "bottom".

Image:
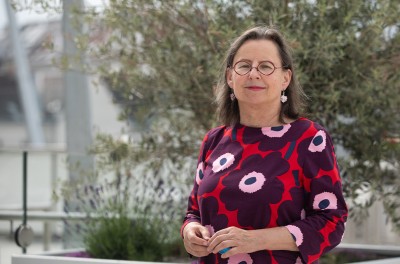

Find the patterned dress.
[{"left": 182, "top": 117, "right": 348, "bottom": 264}]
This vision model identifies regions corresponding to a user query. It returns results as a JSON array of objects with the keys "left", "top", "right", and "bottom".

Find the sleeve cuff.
[{"left": 285, "top": 224, "right": 304, "bottom": 248}]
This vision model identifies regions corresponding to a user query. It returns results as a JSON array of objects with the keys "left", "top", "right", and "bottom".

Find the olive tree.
[{"left": 13, "top": 0, "right": 400, "bottom": 230}]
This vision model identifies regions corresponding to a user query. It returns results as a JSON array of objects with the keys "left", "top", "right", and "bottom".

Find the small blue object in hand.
[{"left": 219, "top": 247, "right": 231, "bottom": 254}]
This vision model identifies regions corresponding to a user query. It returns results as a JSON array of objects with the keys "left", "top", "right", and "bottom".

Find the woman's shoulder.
[
  {"left": 198, "top": 125, "right": 228, "bottom": 154},
  {"left": 296, "top": 117, "right": 329, "bottom": 133},
  {"left": 207, "top": 125, "right": 227, "bottom": 135},
  {"left": 204, "top": 125, "right": 228, "bottom": 141}
]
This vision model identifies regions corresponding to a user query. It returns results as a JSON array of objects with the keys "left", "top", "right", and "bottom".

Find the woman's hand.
[
  {"left": 207, "top": 226, "right": 298, "bottom": 258},
  {"left": 183, "top": 222, "right": 211, "bottom": 257},
  {"left": 206, "top": 226, "right": 260, "bottom": 258}
]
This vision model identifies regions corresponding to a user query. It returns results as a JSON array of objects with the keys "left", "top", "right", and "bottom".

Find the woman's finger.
[
  {"left": 211, "top": 239, "right": 236, "bottom": 254},
  {"left": 207, "top": 232, "right": 232, "bottom": 252},
  {"left": 184, "top": 240, "right": 209, "bottom": 257},
  {"left": 186, "top": 230, "right": 208, "bottom": 246},
  {"left": 220, "top": 246, "right": 239, "bottom": 258},
  {"left": 199, "top": 227, "right": 211, "bottom": 240},
  {"left": 187, "top": 242, "right": 208, "bottom": 252}
]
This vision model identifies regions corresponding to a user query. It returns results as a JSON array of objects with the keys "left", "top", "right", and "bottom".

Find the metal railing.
[{"left": 0, "top": 147, "right": 65, "bottom": 251}]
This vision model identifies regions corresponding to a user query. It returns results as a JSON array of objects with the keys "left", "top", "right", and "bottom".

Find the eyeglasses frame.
[{"left": 231, "top": 60, "right": 288, "bottom": 76}]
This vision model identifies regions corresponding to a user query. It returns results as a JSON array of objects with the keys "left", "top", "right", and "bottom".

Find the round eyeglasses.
[{"left": 232, "top": 60, "right": 287, "bottom": 76}]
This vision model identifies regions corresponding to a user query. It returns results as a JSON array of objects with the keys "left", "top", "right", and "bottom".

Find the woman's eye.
[
  {"left": 238, "top": 64, "right": 250, "bottom": 69},
  {"left": 260, "top": 63, "right": 273, "bottom": 70}
]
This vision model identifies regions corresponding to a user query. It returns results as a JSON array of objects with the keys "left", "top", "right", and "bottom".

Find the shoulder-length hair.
[{"left": 214, "top": 25, "right": 307, "bottom": 126}]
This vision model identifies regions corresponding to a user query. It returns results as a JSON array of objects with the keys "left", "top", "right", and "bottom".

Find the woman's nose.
[{"left": 248, "top": 67, "right": 261, "bottom": 79}]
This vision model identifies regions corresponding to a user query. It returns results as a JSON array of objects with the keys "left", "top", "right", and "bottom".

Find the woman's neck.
[{"left": 239, "top": 106, "right": 283, "bottom": 128}]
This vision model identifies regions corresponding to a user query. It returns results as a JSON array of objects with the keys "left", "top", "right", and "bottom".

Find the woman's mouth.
[{"left": 245, "top": 86, "right": 265, "bottom": 91}]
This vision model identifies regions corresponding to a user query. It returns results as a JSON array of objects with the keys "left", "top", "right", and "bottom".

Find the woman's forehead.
[{"left": 234, "top": 39, "right": 280, "bottom": 62}]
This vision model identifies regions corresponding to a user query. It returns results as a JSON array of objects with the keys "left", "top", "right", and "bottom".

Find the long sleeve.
[
  {"left": 181, "top": 130, "right": 211, "bottom": 237},
  {"left": 181, "top": 175, "right": 202, "bottom": 237},
  {"left": 285, "top": 128, "right": 348, "bottom": 264},
  {"left": 181, "top": 126, "right": 226, "bottom": 238}
]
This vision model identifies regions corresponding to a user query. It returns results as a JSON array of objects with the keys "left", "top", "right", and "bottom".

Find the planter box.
[{"left": 12, "top": 249, "right": 188, "bottom": 264}]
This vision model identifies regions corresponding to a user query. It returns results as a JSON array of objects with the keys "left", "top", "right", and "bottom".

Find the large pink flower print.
[
  {"left": 220, "top": 152, "right": 290, "bottom": 228},
  {"left": 198, "top": 140, "right": 244, "bottom": 196},
  {"left": 297, "top": 130, "right": 335, "bottom": 179}
]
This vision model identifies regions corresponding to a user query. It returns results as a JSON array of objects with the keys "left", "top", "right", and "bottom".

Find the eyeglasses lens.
[{"left": 234, "top": 61, "right": 275, "bottom": 76}]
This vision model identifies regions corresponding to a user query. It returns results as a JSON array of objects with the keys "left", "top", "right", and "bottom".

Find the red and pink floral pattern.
[{"left": 183, "top": 118, "right": 348, "bottom": 264}]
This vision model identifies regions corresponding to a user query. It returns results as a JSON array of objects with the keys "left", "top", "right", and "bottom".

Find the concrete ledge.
[
  {"left": 335, "top": 243, "right": 400, "bottom": 256},
  {"left": 12, "top": 255, "right": 186, "bottom": 264},
  {"left": 347, "top": 257, "right": 400, "bottom": 264}
]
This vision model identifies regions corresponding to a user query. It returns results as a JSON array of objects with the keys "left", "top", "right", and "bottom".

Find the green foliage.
[
  {"left": 54, "top": 147, "right": 186, "bottom": 260},
  {"left": 26, "top": 0, "right": 400, "bottom": 235},
  {"left": 82, "top": 0, "right": 400, "bottom": 230},
  {"left": 84, "top": 210, "right": 164, "bottom": 261}
]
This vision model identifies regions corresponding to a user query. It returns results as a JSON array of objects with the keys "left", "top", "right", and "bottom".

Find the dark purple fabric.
[{"left": 183, "top": 118, "right": 348, "bottom": 264}]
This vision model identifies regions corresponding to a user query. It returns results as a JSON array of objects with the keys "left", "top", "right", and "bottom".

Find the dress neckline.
[{"left": 235, "top": 117, "right": 303, "bottom": 130}]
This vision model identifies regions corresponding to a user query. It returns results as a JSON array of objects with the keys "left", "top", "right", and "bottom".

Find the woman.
[{"left": 181, "top": 25, "right": 348, "bottom": 264}]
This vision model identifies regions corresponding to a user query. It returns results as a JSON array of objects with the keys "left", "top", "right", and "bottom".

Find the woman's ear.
[
  {"left": 226, "top": 68, "right": 233, "bottom": 88},
  {"left": 282, "top": 69, "right": 292, "bottom": 89}
]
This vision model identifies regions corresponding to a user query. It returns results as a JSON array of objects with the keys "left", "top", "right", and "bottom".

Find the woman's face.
[{"left": 227, "top": 39, "right": 292, "bottom": 110}]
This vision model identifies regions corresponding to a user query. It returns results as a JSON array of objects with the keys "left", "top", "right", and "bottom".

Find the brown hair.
[{"left": 215, "top": 25, "right": 307, "bottom": 126}]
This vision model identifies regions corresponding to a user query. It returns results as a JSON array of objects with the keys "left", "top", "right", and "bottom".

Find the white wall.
[{"left": 343, "top": 200, "right": 400, "bottom": 245}]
